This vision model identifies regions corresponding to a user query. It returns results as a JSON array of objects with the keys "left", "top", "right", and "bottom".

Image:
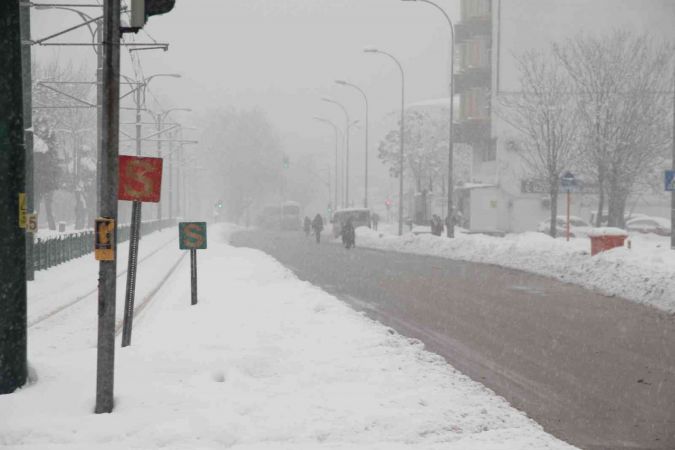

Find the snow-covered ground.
[
  {"left": 2, "top": 224, "right": 577, "bottom": 450},
  {"left": 355, "top": 224, "right": 675, "bottom": 313}
]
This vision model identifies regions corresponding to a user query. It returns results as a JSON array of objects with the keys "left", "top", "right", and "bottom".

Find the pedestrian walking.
[
  {"left": 342, "top": 217, "right": 355, "bottom": 249},
  {"left": 371, "top": 212, "right": 380, "bottom": 231},
  {"left": 312, "top": 214, "right": 324, "bottom": 243}
]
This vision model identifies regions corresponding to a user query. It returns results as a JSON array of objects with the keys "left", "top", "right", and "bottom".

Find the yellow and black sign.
[
  {"left": 26, "top": 213, "right": 38, "bottom": 234},
  {"left": 95, "top": 217, "right": 115, "bottom": 261},
  {"left": 18, "top": 193, "right": 26, "bottom": 228}
]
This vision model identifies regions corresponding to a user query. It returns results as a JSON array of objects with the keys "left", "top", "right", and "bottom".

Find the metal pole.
[
  {"left": 20, "top": 2, "right": 34, "bottom": 281},
  {"left": 345, "top": 111, "right": 350, "bottom": 207},
  {"left": 190, "top": 249, "right": 197, "bottom": 305},
  {"left": 447, "top": 39, "right": 455, "bottom": 238},
  {"left": 0, "top": 0, "right": 27, "bottom": 395},
  {"left": 364, "top": 95, "right": 369, "bottom": 209},
  {"left": 334, "top": 125, "right": 339, "bottom": 210},
  {"left": 168, "top": 130, "right": 173, "bottom": 221},
  {"left": 566, "top": 191, "right": 571, "bottom": 242},
  {"left": 95, "top": 0, "right": 120, "bottom": 414},
  {"left": 399, "top": 68, "right": 405, "bottom": 236},
  {"left": 671, "top": 73, "right": 675, "bottom": 249},
  {"left": 156, "top": 114, "right": 162, "bottom": 226},
  {"left": 121, "top": 82, "right": 143, "bottom": 347}
]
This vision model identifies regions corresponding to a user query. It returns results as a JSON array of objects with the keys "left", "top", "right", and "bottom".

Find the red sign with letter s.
[{"left": 118, "top": 155, "right": 163, "bottom": 203}]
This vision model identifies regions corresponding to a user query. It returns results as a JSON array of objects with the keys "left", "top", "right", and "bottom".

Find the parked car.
[
  {"left": 625, "top": 216, "right": 671, "bottom": 236},
  {"left": 537, "top": 216, "right": 592, "bottom": 238}
]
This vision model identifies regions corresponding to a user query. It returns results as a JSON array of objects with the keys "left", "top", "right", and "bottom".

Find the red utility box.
[{"left": 588, "top": 228, "right": 628, "bottom": 256}]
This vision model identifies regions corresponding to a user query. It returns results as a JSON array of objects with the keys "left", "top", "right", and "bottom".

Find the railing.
[{"left": 32, "top": 218, "right": 176, "bottom": 272}]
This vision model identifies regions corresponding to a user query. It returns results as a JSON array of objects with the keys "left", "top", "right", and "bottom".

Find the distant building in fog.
[{"left": 454, "top": 0, "right": 675, "bottom": 232}]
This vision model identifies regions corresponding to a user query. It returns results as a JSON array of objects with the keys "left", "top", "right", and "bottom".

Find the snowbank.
[
  {"left": 355, "top": 227, "right": 675, "bottom": 313},
  {"left": 1, "top": 224, "right": 576, "bottom": 450}
]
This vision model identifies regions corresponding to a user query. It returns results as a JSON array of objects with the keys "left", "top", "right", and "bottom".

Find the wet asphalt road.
[{"left": 231, "top": 229, "right": 675, "bottom": 450}]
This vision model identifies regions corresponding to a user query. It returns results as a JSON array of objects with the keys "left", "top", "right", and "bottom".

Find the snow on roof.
[
  {"left": 587, "top": 227, "right": 628, "bottom": 237},
  {"left": 334, "top": 207, "right": 370, "bottom": 213},
  {"left": 34, "top": 135, "right": 48, "bottom": 154},
  {"left": 407, "top": 97, "right": 461, "bottom": 111},
  {"left": 456, "top": 183, "right": 498, "bottom": 190}
]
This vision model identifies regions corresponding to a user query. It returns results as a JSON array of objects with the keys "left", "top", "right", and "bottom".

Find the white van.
[{"left": 331, "top": 208, "right": 371, "bottom": 238}]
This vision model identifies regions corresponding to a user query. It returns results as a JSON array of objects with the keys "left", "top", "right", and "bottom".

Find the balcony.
[
  {"left": 456, "top": 19, "right": 491, "bottom": 43},
  {"left": 454, "top": 118, "right": 491, "bottom": 145},
  {"left": 454, "top": 67, "right": 491, "bottom": 94}
]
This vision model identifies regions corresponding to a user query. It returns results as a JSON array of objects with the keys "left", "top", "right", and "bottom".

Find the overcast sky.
[{"left": 30, "top": 0, "right": 675, "bottom": 206}]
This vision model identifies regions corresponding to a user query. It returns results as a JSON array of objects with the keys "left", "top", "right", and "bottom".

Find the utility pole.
[
  {"left": 156, "top": 114, "right": 162, "bottom": 225},
  {"left": 20, "top": 1, "right": 34, "bottom": 281},
  {"left": 95, "top": 0, "right": 120, "bottom": 414},
  {"left": 0, "top": 0, "right": 27, "bottom": 395},
  {"left": 671, "top": 73, "right": 675, "bottom": 250},
  {"left": 121, "top": 82, "right": 143, "bottom": 348}
]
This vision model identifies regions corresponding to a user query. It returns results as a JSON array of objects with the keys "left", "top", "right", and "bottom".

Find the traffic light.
[
  {"left": 130, "top": 0, "right": 176, "bottom": 30},
  {"left": 215, "top": 200, "right": 223, "bottom": 209},
  {"left": 282, "top": 155, "right": 290, "bottom": 169}
]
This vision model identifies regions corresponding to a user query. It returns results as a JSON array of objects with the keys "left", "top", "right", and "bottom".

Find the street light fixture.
[
  {"left": 364, "top": 47, "right": 406, "bottom": 236},
  {"left": 336, "top": 80, "right": 370, "bottom": 209},
  {"left": 321, "top": 97, "right": 351, "bottom": 206},
  {"left": 145, "top": 107, "right": 192, "bottom": 223},
  {"left": 401, "top": 0, "right": 456, "bottom": 238},
  {"left": 314, "top": 116, "right": 342, "bottom": 210}
]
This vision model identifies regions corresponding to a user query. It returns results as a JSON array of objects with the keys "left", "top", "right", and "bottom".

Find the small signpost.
[
  {"left": 118, "top": 155, "right": 163, "bottom": 347},
  {"left": 18, "top": 193, "right": 26, "bottom": 229},
  {"left": 95, "top": 217, "right": 115, "bottom": 261},
  {"left": 179, "top": 222, "right": 207, "bottom": 306},
  {"left": 25, "top": 213, "right": 37, "bottom": 234},
  {"left": 560, "top": 171, "right": 577, "bottom": 242}
]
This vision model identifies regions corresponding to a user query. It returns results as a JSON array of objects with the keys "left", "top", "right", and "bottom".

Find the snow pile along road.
[
  {"left": 356, "top": 226, "right": 675, "bottom": 313},
  {"left": 1, "top": 225, "right": 577, "bottom": 450}
]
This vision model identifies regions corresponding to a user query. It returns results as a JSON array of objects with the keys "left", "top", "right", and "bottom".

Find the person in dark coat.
[
  {"left": 371, "top": 212, "right": 380, "bottom": 231},
  {"left": 431, "top": 214, "right": 443, "bottom": 236},
  {"left": 312, "top": 214, "right": 324, "bottom": 243},
  {"left": 342, "top": 217, "right": 355, "bottom": 249}
]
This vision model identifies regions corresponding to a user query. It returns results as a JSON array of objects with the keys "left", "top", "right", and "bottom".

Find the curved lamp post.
[
  {"left": 402, "top": 0, "right": 456, "bottom": 237},
  {"left": 314, "top": 116, "right": 342, "bottom": 210},
  {"left": 335, "top": 80, "right": 370, "bottom": 209},
  {"left": 321, "top": 97, "right": 351, "bottom": 207},
  {"left": 364, "top": 47, "right": 405, "bottom": 236}
]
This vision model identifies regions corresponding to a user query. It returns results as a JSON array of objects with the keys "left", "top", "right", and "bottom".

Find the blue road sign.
[
  {"left": 560, "top": 171, "right": 577, "bottom": 192},
  {"left": 665, "top": 170, "right": 675, "bottom": 192}
]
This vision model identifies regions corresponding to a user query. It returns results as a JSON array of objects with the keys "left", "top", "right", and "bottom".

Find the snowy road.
[
  {"left": 1, "top": 225, "right": 575, "bottom": 449},
  {"left": 231, "top": 229, "right": 675, "bottom": 450}
]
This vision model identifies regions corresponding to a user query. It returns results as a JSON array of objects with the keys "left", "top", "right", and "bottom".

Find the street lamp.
[
  {"left": 336, "top": 80, "right": 370, "bottom": 209},
  {"left": 314, "top": 116, "right": 342, "bottom": 210},
  {"left": 145, "top": 107, "right": 192, "bottom": 224},
  {"left": 401, "top": 0, "right": 456, "bottom": 237},
  {"left": 321, "top": 96, "right": 351, "bottom": 207},
  {"left": 364, "top": 47, "right": 406, "bottom": 236}
]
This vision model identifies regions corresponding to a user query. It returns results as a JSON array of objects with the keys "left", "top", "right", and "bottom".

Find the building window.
[
  {"left": 461, "top": 0, "right": 491, "bottom": 21},
  {"left": 461, "top": 88, "right": 490, "bottom": 121}
]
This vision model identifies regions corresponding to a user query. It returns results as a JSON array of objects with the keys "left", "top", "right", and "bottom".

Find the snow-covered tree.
[
  {"left": 554, "top": 32, "right": 674, "bottom": 227},
  {"left": 499, "top": 51, "right": 579, "bottom": 237}
]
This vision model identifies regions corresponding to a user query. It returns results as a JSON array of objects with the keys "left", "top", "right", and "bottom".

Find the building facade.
[{"left": 455, "top": 0, "right": 675, "bottom": 232}]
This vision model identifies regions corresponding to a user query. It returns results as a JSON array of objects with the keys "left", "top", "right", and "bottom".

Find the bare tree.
[
  {"left": 499, "top": 51, "right": 579, "bottom": 237},
  {"left": 201, "top": 108, "right": 285, "bottom": 221},
  {"left": 33, "top": 59, "right": 96, "bottom": 229},
  {"left": 554, "top": 32, "right": 673, "bottom": 227}
]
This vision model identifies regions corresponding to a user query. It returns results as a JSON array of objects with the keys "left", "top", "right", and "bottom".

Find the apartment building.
[{"left": 455, "top": 0, "right": 675, "bottom": 232}]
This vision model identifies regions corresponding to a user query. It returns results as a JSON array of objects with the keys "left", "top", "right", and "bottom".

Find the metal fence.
[{"left": 33, "top": 218, "right": 176, "bottom": 272}]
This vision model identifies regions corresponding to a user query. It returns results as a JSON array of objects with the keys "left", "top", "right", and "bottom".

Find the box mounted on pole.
[{"left": 129, "top": 0, "right": 176, "bottom": 32}]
